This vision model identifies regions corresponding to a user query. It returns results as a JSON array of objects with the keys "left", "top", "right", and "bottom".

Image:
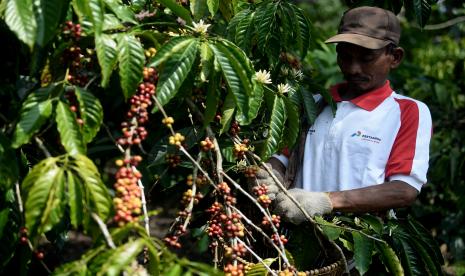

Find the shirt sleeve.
[{"left": 386, "top": 99, "right": 432, "bottom": 191}]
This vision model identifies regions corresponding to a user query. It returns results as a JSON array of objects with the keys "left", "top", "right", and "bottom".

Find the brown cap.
[{"left": 325, "top": 6, "right": 401, "bottom": 49}]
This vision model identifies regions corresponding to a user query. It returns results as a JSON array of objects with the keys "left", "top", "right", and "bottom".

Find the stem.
[
  {"left": 34, "top": 137, "right": 51, "bottom": 158},
  {"left": 91, "top": 213, "right": 116, "bottom": 249},
  {"left": 182, "top": 155, "right": 201, "bottom": 230},
  {"left": 221, "top": 172, "right": 291, "bottom": 267},
  {"left": 15, "top": 181, "right": 24, "bottom": 213},
  {"left": 236, "top": 238, "right": 277, "bottom": 276},
  {"left": 132, "top": 166, "right": 150, "bottom": 237},
  {"left": 229, "top": 205, "right": 288, "bottom": 262}
]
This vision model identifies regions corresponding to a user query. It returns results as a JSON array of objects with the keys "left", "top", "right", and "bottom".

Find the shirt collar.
[{"left": 329, "top": 80, "right": 393, "bottom": 111}]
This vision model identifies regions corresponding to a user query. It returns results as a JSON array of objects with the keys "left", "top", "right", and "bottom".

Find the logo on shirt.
[{"left": 351, "top": 131, "right": 381, "bottom": 143}]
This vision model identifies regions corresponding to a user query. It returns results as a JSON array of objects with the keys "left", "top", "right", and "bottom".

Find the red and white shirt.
[{"left": 275, "top": 81, "right": 432, "bottom": 192}]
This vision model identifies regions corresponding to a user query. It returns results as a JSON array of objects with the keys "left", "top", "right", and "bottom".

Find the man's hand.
[
  {"left": 274, "top": 189, "right": 333, "bottom": 224},
  {"left": 247, "top": 164, "right": 283, "bottom": 200}
]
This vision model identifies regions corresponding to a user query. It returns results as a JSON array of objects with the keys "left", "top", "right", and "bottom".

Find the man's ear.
[{"left": 390, "top": 47, "right": 404, "bottom": 69}]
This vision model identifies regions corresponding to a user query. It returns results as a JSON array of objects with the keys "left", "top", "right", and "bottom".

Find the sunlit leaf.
[
  {"left": 117, "top": 34, "right": 145, "bottom": 99},
  {"left": 74, "top": 87, "right": 104, "bottom": 143},
  {"left": 5, "top": 0, "right": 37, "bottom": 49},
  {"left": 95, "top": 34, "right": 118, "bottom": 87},
  {"left": 262, "top": 95, "right": 286, "bottom": 160},
  {"left": 12, "top": 87, "right": 54, "bottom": 148},
  {"left": 153, "top": 38, "right": 199, "bottom": 110},
  {"left": 22, "top": 157, "right": 66, "bottom": 243},
  {"left": 55, "top": 101, "right": 86, "bottom": 155},
  {"left": 352, "top": 231, "right": 374, "bottom": 275},
  {"left": 35, "top": 0, "right": 70, "bottom": 46}
]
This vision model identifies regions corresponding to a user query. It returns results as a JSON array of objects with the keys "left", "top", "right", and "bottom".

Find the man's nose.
[{"left": 345, "top": 60, "right": 362, "bottom": 75}]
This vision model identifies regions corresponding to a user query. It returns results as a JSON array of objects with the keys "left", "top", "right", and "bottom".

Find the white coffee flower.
[
  {"left": 192, "top": 19, "right": 211, "bottom": 35},
  {"left": 254, "top": 69, "right": 272, "bottom": 84},
  {"left": 292, "top": 68, "right": 304, "bottom": 80},
  {"left": 277, "top": 83, "right": 291, "bottom": 94}
]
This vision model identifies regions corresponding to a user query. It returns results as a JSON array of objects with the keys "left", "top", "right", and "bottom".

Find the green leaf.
[
  {"left": 208, "top": 40, "right": 254, "bottom": 124},
  {"left": 157, "top": 0, "right": 193, "bottom": 25},
  {"left": 234, "top": 10, "right": 254, "bottom": 53},
  {"left": 352, "top": 231, "right": 374, "bottom": 275},
  {"left": 287, "top": 3, "right": 311, "bottom": 59},
  {"left": 5, "top": 0, "right": 37, "bottom": 49},
  {"left": 22, "top": 158, "right": 66, "bottom": 242},
  {"left": 190, "top": 0, "right": 208, "bottom": 21},
  {"left": 376, "top": 242, "right": 404, "bottom": 276},
  {"left": 203, "top": 74, "right": 219, "bottom": 127},
  {"left": 207, "top": 0, "right": 219, "bottom": 17},
  {"left": 299, "top": 87, "right": 318, "bottom": 125},
  {"left": 66, "top": 170, "right": 84, "bottom": 229},
  {"left": 97, "top": 239, "right": 146, "bottom": 276},
  {"left": 0, "top": 209, "right": 9, "bottom": 240},
  {"left": 413, "top": 0, "right": 431, "bottom": 28},
  {"left": 148, "top": 36, "right": 195, "bottom": 68},
  {"left": 314, "top": 216, "right": 342, "bottom": 240},
  {"left": 407, "top": 216, "right": 443, "bottom": 264},
  {"left": 360, "top": 214, "right": 384, "bottom": 235},
  {"left": 0, "top": 133, "right": 19, "bottom": 191},
  {"left": 227, "top": 8, "right": 251, "bottom": 41},
  {"left": 262, "top": 95, "right": 286, "bottom": 160},
  {"left": 88, "top": 0, "right": 104, "bottom": 34},
  {"left": 12, "top": 87, "right": 54, "bottom": 148},
  {"left": 391, "top": 224, "right": 427, "bottom": 276},
  {"left": 244, "top": 258, "right": 276, "bottom": 275},
  {"left": 34, "top": 0, "right": 70, "bottom": 46},
  {"left": 55, "top": 101, "right": 86, "bottom": 155},
  {"left": 74, "top": 87, "right": 104, "bottom": 143},
  {"left": 103, "top": 0, "right": 137, "bottom": 24},
  {"left": 283, "top": 97, "right": 299, "bottom": 149},
  {"left": 199, "top": 41, "right": 214, "bottom": 82},
  {"left": 255, "top": 2, "right": 278, "bottom": 53},
  {"left": 165, "top": 264, "right": 182, "bottom": 276},
  {"left": 95, "top": 34, "right": 118, "bottom": 87},
  {"left": 71, "top": 154, "right": 112, "bottom": 230},
  {"left": 154, "top": 38, "right": 199, "bottom": 110},
  {"left": 219, "top": 90, "right": 236, "bottom": 135},
  {"left": 117, "top": 34, "right": 145, "bottom": 99}
]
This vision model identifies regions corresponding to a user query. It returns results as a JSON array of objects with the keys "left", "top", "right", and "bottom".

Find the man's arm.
[{"left": 328, "top": 180, "right": 418, "bottom": 213}]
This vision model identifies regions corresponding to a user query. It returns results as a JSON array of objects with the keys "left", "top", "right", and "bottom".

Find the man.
[{"left": 257, "top": 6, "right": 432, "bottom": 224}]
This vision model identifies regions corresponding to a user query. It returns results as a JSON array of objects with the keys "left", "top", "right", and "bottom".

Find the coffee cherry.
[
  {"left": 229, "top": 121, "right": 241, "bottom": 136},
  {"left": 244, "top": 166, "right": 258, "bottom": 178},
  {"left": 233, "top": 143, "right": 248, "bottom": 159},
  {"left": 169, "top": 133, "right": 185, "bottom": 147},
  {"left": 162, "top": 116, "right": 174, "bottom": 127},
  {"left": 20, "top": 236, "right": 28, "bottom": 245},
  {"left": 217, "top": 182, "right": 231, "bottom": 195},
  {"left": 200, "top": 137, "right": 215, "bottom": 152},
  {"left": 35, "top": 251, "right": 45, "bottom": 260}
]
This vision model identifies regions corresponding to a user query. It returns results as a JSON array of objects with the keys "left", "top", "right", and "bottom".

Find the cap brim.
[{"left": 325, "top": 33, "right": 391, "bottom": 50}]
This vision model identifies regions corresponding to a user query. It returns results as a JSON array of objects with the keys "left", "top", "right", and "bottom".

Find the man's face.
[{"left": 336, "top": 43, "right": 395, "bottom": 94}]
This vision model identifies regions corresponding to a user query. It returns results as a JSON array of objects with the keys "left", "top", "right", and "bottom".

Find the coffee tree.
[{"left": 0, "top": 0, "right": 443, "bottom": 275}]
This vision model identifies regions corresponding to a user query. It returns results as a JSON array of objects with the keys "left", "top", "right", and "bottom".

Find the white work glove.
[
  {"left": 274, "top": 188, "right": 333, "bottom": 224},
  {"left": 247, "top": 164, "right": 283, "bottom": 200}
]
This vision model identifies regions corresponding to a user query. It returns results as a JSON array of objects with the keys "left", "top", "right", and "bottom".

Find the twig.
[
  {"left": 15, "top": 181, "right": 24, "bottom": 213},
  {"left": 182, "top": 155, "right": 201, "bottom": 230},
  {"left": 102, "top": 123, "right": 125, "bottom": 153},
  {"left": 34, "top": 137, "right": 51, "bottom": 158},
  {"left": 424, "top": 16, "right": 465, "bottom": 30},
  {"left": 236, "top": 238, "right": 278, "bottom": 276},
  {"left": 229, "top": 205, "right": 288, "bottom": 261},
  {"left": 221, "top": 172, "right": 291, "bottom": 267},
  {"left": 91, "top": 213, "right": 116, "bottom": 249},
  {"left": 132, "top": 166, "right": 150, "bottom": 237},
  {"left": 249, "top": 152, "right": 349, "bottom": 271}
]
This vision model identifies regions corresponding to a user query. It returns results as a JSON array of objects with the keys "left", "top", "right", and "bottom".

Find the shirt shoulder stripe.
[{"left": 385, "top": 98, "right": 420, "bottom": 177}]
